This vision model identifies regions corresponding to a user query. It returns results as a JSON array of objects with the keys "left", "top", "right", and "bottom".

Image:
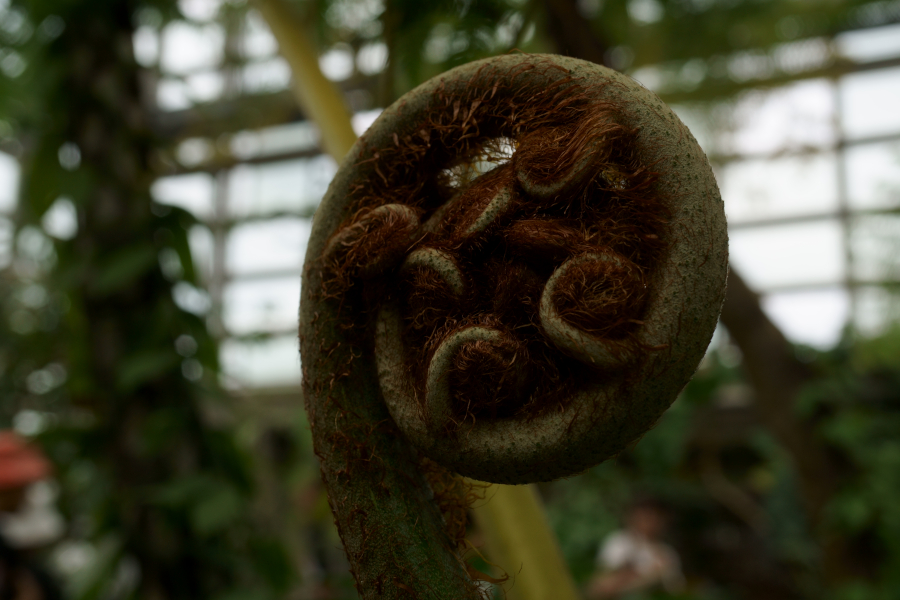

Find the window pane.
[
  {"left": 841, "top": 66, "right": 900, "bottom": 140},
  {"left": 0, "top": 152, "right": 19, "bottom": 213},
  {"left": 230, "top": 122, "right": 320, "bottom": 160},
  {"left": 223, "top": 277, "right": 300, "bottom": 336},
  {"left": 228, "top": 156, "right": 334, "bottom": 217},
  {"left": 352, "top": 109, "right": 383, "bottom": 136},
  {"left": 160, "top": 21, "right": 224, "bottom": 75},
  {"left": 845, "top": 140, "right": 900, "bottom": 210},
  {"left": 763, "top": 288, "right": 849, "bottom": 349},
  {"left": 851, "top": 214, "right": 900, "bottom": 282},
  {"left": 226, "top": 217, "right": 311, "bottom": 276},
  {"left": 854, "top": 285, "right": 900, "bottom": 337},
  {"left": 837, "top": 23, "right": 900, "bottom": 63},
  {"left": 0, "top": 217, "right": 12, "bottom": 269},
  {"left": 729, "top": 220, "right": 845, "bottom": 289},
  {"left": 152, "top": 173, "right": 215, "bottom": 220},
  {"left": 185, "top": 70, "right": 224, "bottom": 104},
  {"left": 189, "top": 225, "right": 214, "bottom": 280},
  {"left": 179, "top": 0, "right": 220, "bottom": 22},
  {"left": 242, "top": 57, "right": 291, "bottom": 93},
  {"left": 133, "top": 25, "right": 159, "bottom": 67},
  {"left": 157, "top": 78, "right": 192, "bottom": 112},
  {"left": 220, "top": 334, "right": 300, "bottom": 388},
  {"left": 242, "top": 11, "right": 277, "bottom": 59},
  {"left": 718, "top": 152, "right": 838, "bottom": 223},
  {"left": 717, "top": 79, "right": 835, "bottom": 155}
]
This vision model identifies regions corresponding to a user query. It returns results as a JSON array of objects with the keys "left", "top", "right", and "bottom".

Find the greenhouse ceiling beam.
[
  {"left": 151, "top": 75, "right": 378, "bottom": 143},
  {"left": 660, "top": 54, "right": 900, "bottom": 104}
]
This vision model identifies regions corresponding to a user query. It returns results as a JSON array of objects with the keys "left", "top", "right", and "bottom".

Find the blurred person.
[
  {"left": 0, "top": 431, "right": 63, "bottom": 600},
  {"left": 586, "top": 496, "right": 684, "bottom": 599}
]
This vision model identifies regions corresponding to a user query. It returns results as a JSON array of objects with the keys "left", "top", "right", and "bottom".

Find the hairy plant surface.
[{"left": 299, "top": 54, "right": 728, "bottom": 599}]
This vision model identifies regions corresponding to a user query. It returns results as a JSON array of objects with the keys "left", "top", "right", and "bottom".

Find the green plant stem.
[
  {"left": 253, "top": 0, "right": 357, "bottom": 161},
  {"left": 469, "top": 483, "right": 581, "bottom": 600},
  {"left": 300, "top": 284, "right": 480, "bottom": 599}
]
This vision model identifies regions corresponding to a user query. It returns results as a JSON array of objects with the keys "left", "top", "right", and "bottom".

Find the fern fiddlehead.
[{"left": 299, "top": 54, "right": 728, "bottom": 599}]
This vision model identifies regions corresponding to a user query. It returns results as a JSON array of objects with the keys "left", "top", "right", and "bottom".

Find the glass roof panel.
[
  {"left": 729, "top": 219, "right": 846, "bottom": 289},
  {"left": 841, "top": 66, "right": 900, "bottom": 140},
  {"left": 225, "top": 217, "right": 311, "bottom": 276},
  {"left": 763, "top": 287, "right": 850, "bottom": 349},
  {"left": 222, "top": 276, "right": 300, "bottom": 336},
  {"left": 220, "top": 334, "right": 301, "bottom": 388},
  {"left": 718, "top": 151, "right": 839, "bottom": 223}
]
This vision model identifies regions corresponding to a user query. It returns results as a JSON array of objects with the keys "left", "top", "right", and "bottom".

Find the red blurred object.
[{"left": 0, "top": 431, "right": 51, "bottom": 490}]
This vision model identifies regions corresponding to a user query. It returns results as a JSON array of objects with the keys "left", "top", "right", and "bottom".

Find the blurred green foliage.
[
  {"left": 540, "top": 330, "right": 900, "bottom": 600},
  {"left": 0, "top": 0, "right": 295, "bottom": 598}
]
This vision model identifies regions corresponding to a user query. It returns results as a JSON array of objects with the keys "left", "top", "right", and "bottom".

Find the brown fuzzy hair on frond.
[
  {"left": 551, "top": 254, "right": 648, "bottom": 339},
  {"left": 419, "top": 457, "right": 489, "bottom": 550},
  {"left": 321, "top": 56, "right": 670, "bottom": 428}
]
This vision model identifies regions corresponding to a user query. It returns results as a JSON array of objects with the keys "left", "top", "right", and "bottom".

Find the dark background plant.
[{"left": 0, "top": 1, "right": 293, "bottom": 598}]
